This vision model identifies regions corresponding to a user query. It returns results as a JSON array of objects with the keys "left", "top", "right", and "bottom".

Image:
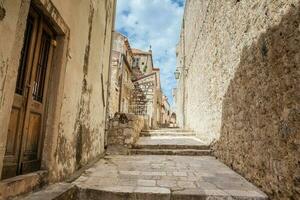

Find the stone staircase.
[
  {"left": 130, "top": 129, "right": 212, "bottom": 156},
  {"left": 16, "top": 129, "right": 268, "bottom": 200}
]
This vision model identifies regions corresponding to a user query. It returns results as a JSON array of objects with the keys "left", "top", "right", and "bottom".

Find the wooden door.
[{"left": 2, "top": 8, "right": 55, "bottom": 179}]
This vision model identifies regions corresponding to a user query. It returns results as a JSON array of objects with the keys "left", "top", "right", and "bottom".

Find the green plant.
[{"left": 143, "top": 65, "right": 147, "bottom": 72}]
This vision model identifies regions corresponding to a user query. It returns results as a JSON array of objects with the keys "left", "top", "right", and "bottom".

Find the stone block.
[{"left": 137, "top": 180, "right": 156, "bottom": 187}]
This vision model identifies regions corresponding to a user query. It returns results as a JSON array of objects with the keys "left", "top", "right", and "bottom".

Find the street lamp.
[{"left": 174, "top": 68, "right": 180, "bottom": 80}]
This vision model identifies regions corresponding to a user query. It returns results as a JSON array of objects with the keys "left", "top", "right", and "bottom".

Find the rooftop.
[{"left": 132, "top": 48, "right": 152, "bottom": 55}]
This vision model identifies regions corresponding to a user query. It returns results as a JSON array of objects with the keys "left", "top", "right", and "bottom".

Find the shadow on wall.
[{"left": 214, "top": 4, "right": 300, "bottom": 200}]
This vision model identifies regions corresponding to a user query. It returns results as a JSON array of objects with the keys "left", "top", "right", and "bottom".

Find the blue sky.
[{"left": 115, "top": 0, "right": 185, "bottom": 106}]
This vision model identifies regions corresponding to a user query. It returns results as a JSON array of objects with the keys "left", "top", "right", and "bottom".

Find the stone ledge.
[
  {"left": 15, "top": 183, "right": 77, "bottom": 200},
  {"left": 0, "top": 170, "right": 48, "bottom": 200}
]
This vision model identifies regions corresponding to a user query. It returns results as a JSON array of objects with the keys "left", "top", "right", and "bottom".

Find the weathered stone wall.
[
  {"left": 44, "top": 0, "right": 116, "bottom": 182},
  {"left": 176, "top": 0, "right": 300, "bottom": 199},
  {"left": 0, "top": 0, "right": 116, "bottom": 183},
  {"left": 107, "top": 113, "right": 145, "bottom": 148},
  {"left": 175, "top": 35, "right": 186, "bottom": 129},
  {"left": 108, "top": 53, "right": 121, "bottom": 119}
]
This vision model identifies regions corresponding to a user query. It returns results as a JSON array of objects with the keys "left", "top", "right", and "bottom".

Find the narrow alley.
[{"left": 0, "top": 0, "right": 299, "bottom": 200}]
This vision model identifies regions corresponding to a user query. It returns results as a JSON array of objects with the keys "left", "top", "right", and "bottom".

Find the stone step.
[
  {"left": 130, "top": 148, "right": 212, "bottom": 156},
  {"left": 22, "top": 156, "right": 268, "bottom": 200},
  {"left": 77, "top": 187, "right": 268, "bottom": 200},
  {"left": 140, "top": 132, "right": 196, "bottom": 137},
  {"left": 74, "top": 155, "right": 269, "bottom": 200},
  {"left": 142, "top": 129, "right": 191, "bottom": 133},
  {"left": 79, "top": 187, "right": 171, "bottom": 200},
  {"left": 133, "top": 144, "right": 210, "bottom": 150}
]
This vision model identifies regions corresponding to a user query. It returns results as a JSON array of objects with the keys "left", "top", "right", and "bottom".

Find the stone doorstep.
[
  {"left": 130, "top": 149, "right": 212, "bottom": 156},
  {"left": 0, "top": 170, "right": 48, "bottom": 200}
]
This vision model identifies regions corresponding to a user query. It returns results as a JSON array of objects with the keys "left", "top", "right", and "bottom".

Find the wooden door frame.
[
  {"left": 30, "top": 0, "right": 71, "bottom": 182},
  {"left": 18, "top": 8, "right": 56, "bottom": 175}
]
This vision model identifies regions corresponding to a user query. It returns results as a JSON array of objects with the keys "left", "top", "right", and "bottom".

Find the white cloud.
[{"left": 116, "top": 0, "right": 184, "bottom": 105}]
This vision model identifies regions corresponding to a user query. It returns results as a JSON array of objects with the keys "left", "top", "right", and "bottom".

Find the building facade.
[
  {"left": 132, "top": 48, "right": 154, "bottom": 77},
  {"left": 175, "top": 0, "right": 300, "bottom": 199},
  {"left": 108, "top": 32, "right": 135, "bottom": 119},
  {"left": 107, "top": 38, "right": 166, "bottom": 130},
  {"left": 0, "top": 0, "right": 116, "bottom": 197},
  {"left": 131, "top": 48, "right": 163, "bottom": 129},
  {"left": 133, "top": 72, "right": 159, "bottom": 128}
]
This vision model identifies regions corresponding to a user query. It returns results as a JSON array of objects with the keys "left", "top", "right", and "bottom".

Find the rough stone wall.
[
  {"left": 121, "top": 66, "right": 134, "bottom": 113},
  {"left": 107, "top": 113, "right": 144, "bottom": 148},
  {"left": 0, "top": 0, "right": 116, "bottom": 182},
  {"left": 177, "top": 0, "right": 300, "bottom": 199}
]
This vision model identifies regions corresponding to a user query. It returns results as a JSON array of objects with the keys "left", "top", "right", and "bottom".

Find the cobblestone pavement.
[{"left": 74, "top": 155, "right": 268, "bottom": 199}]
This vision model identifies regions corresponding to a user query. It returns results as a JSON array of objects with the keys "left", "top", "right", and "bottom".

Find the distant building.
[
  {"left": 108, "top": 41, "right": 167, "bottom": 130},
  {"left": 161, "top": 95, "right": 171, "bottom": 127},
  {"left": 132, "top": 48, "right": 154, "bottom": 76},
  {"left": 131, "top": 49, "right": 163, "bottom": 129},
  {"left": 108, "top": 32, "right": 135, "bottom": 118}
]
